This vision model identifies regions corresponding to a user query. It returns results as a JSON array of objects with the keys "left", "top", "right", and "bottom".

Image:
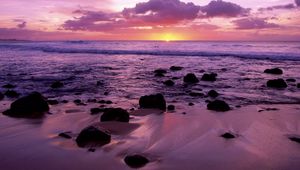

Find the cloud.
[
  {"left": 258, "top": 4, "right": 296, "bottom": 11},
  {"left": 199, "top": 0, "right": 249, "bottom": 18},
  {"left": 122, "top": 0, "right": 200, "bottom": 24},
  {"left": 296, "top": 0, "right": 300, "bottom": 6},
  {"left": 233, "top": 18, "right": 280, "bottom": 30},
  {"left": 17, "top": 22, "right": 27, "bottom": 29}
]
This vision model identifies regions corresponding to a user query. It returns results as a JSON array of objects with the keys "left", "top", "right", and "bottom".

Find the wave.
[{"left": 0, "top": 43, "right": 300, "bottom": 61}]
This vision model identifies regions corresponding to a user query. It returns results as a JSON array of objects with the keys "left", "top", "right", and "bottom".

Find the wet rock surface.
[{"left": 76, "top": 126, "right": 111, "bottom": 148}]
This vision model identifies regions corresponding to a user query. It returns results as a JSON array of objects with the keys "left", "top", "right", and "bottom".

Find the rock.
[
  {"left": 208, "top": 90, "right": 219, "bottom": 98},
  {"left": 267, "top": 79, "right": 287, "bottom": 88},
  {"left": 221, "top": 133, "right": 235, "bottom": 139},
  {"left": 61, "top": 100, "right": 68, "bottom": 103},
  {"left": 105, "top": 100, "right": 113, "bottom": 104},
  {"left": 154, "top": 73, "right": 165, "bottom": 77},
  {"left": 264, "top": 68, "right": 283, "bottom": 75},
  {"left": 183, "top": 73, "right": 199, "bottom": 83},
  {"left": 100, "top": 108, "right": 129, "bottom": 122},
  {"left": 47, "top": 100, "right": 59, "bottom": 105},
  {"left": 51, "top": 81, "right": 64, "bottom": 88},
  {"left": 170, "top": 66, "right": 183, "bottom": 71},
  {"left": 163, "top": 80, "right": 175, "bottom": 86},
  {"left": 4, "top": 90, "right": 20, "bottom": 98},
  {"left": 188, "top": 102, "right": 194, "bottom": 106},
  {"left": 154, "top": 69, "right": 167, "bottom": 74},
  {"left": 201, "top": 73, "right": 217, "bottom": 82},
  {"left": 139, "top": 93, "right": 166, "bottom": 110},
  {"left": 87, "top": 99, "right": 97, "bottom": 103},
  {"left": 286, "top": 78, "right": 296, "bottom": 82},
  {"left": 76, "top": 126, "right": 111, "bottom": 148},
  {"left": 207, "top": 100, "right": 230, "bottom": 112},
  {"left": 58, "top": 132, "right": 72, "bottom": 139},
  {"left": 189, "top": 92, "right": 204, "bottom": 97},
  {"left": 2, "top": 84, "right": 16, "bottom": 89},
  {"left": 297, "top": 83, "right": 300, "bottom": 88},
  {"left": 3, "top": 92, "right": 49, "bottom": 118},
  {"left": 104, "top": 92, "right": 109, "bottom": 95},
  {"left": 0, "top": 92, "right": 4, "bottom": 100},
  {"left": 96, "top": 81, "right": 104, "bottom": 86},
  {"left": 289, "top": 136, "right": 300, "bottom": 144},
  {"left": 167, "top": 105, "right": 175, "bottom": 111},
  {"left": 90, "top": 108, "right": 102, "bottom": 115},
  {"left": 124, "top": 155, "right": 149, "bottom": 168},
  {"left": 88, "top": 148, "right": 96, "bottom": 152}
]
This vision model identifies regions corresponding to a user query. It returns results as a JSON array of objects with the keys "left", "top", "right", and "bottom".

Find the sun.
[{"left": 160, "top": 33, "right": 181, "bottom": 42}]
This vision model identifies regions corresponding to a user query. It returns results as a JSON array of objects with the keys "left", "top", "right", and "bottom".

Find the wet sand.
[{"left": 0, "top": 102, "right": 300, "bottom": 170}]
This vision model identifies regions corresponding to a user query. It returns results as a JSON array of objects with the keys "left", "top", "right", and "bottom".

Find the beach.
[{"left": 0, "top": 41, "right": 300, "bottom": 169}]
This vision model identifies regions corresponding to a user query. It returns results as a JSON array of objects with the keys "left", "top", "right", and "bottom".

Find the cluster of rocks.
[{"left": 264, "top": 68, "right": 299, "bottom": 89}]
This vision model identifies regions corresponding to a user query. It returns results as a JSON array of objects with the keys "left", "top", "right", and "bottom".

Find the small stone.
[
  {"left": 188, "top": 102, "right": 194, "bottom": 106},
  {"left": 105, "top": 100, "right": 113, "bottom": 104},
  {"left": 184, "top": 73, "right": 199, "bottom": 83},
  {"left": 4, "top": 90, "right": 20, "bottom": 98},
  {"left": 297, "top": 83, "right": 300, "bottom": 88},
  {"left": 2, "top": 84, "right": 16, "bottom": 89},
  {"left": 167, "top": 105, "right": 175, "bottom": 111},
  {"left": 163, "top": 80, "right": 175, "bottom": 86},
  {"left": 267, "top": 79, "right": 287, "bottom": 88},
  {"left": 207, "top": 100, "right": 230, "bottom": 112},
  {"left": 286, "top": 78, "right": 296, "bottom": 82},
  {"left": 154, "top": 69, "right": 167, "bottom": 74},
  {"left": 208, "top": 90, "right": 219, "bottom": 98},
  {"left": 73, "top": 99, "right": 82, "bottom": 104},
  {"left": 201, "top": 73, "right": 217, "bottom": 82},
  {"left": 124, "top": 155, "right": 149, "bottom": 169},
  {"left": 170, "top": 66, "right": 183, "bottom": 71},
  {"left": 264, "top": 68, "right": 283, "bottom": 75},
  {"left": 154, "top": 73, "right": 165, "bottom": 77},
  {"left": 51, "top": 81, "right": 64, "bottom": 88},
  {"left": 221, "top": 132, "right": 235, "bottom": 139}
]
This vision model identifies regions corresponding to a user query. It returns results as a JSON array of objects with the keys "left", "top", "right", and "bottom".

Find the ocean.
[{"left": 1, "top": 41, "right": 300, "bottom": 107}]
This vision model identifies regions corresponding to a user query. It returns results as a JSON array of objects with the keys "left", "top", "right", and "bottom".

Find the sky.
[{"left": 0, "top": 0, "right": 300, "bottom": 41}]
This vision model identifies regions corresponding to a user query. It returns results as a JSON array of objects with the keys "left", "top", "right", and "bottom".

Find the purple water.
[{"left": 1, "top": 41, "right": 300, "bottom": 108}]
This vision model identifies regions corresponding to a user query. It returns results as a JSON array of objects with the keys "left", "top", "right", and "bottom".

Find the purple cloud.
[
  {"left": 233, "top": 18, "right": 280, "bottom": 30},
  {"left": 122, "top": 0, "right": 200, "bottom": 24},
  {"left": 200, "top": 0, "right": 249, "bottom": 18},
  {"left": 17, "top": 21, "right": 27, "bottom": 29},
  {"left": 259, "top": 4, "right": 295, "bottom": 11},
  {"left": 296, "top": 0, "right": 300, "bottom": 6}
]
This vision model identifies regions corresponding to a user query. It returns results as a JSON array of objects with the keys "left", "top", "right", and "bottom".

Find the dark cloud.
[
  {"left": 17, "top": 22, "right": 27, "bottom": 29},
  {"left": 233, "top": 18, "right": 280, "bottom": 30},
  {"left": 200, "top": 0, "right": 249, "bottom": 18},
  {"left": 258, "top": 4, "right": 295, "bottom": 11},
  {"left": 122, "top": 0, "right": 200, "bottom": 24}
]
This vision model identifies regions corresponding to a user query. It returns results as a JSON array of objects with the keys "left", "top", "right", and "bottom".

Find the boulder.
[
  {"left": 139, "top": 93, "right": 166, "bottom": 110},
  {"left": 4, "top": 90, "right": 20, "bottom": 98},
  {"left": 208, "top": 90, "right": 219, "bottom": 98},
  {"left": 170, "top": 66, "right": 183, "bottom": 71},
  {"left": 124, "top": 155, "right": 149, "bottom": 168},
  {"left": 201, "top": 73, "right": 217, "bottom": 82},
  {"left": 100, "top": 108, "right": 130, "bottom": 122},
  {"left": 3, "top": 92, "right": 49, "bottom": 118},
  {"left": 76, "top": 126, "right": 111, "bottom": 148},
  {"left": 51, "top": 81, "right": 64, "bottom": 88},
  {"left": 183, "top": 73, "right": 199, "bottom": 83},
  {"left": 264, "top": 68, "right": 283, "bottom": 75},
  {"left": 163, "top": 80, "right": 175, "bottom": 86},
  {"left": 2, "top": 84, "right": 16, "bottom": 89},
  {"left": 267, "top": 79, "right": 287, "bottom": 88},
  {"left": 207, "top": 100, "right": 230, "bottom": 112}
]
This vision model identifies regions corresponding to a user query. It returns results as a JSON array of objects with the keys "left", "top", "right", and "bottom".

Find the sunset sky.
[{"left": 0, "top": 0, "right": 300, "bottom": 41}]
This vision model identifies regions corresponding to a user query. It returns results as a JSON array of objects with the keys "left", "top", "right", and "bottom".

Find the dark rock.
[
  {"left": 172, "top": 77, "right": 180, "bottom": 80},
  {"left": 4, "top": 90, "right": 20, "bottom": 98},
  {"left": 221, "top": 133, "right": 235, "bottom": 139},
  {"left": 76, "top": 126, "right": 111, "bottom": 148},
  {"left": 170, "top": 66, "right": 183, "bottom": 71},
  {"left": 163, "top": 80, "right": 175, "bottom": 86},
  {"left": 51, "top": 81, "right": 64, "bottom": 88},
  {"left": 105, "top": 100, "right": 113, "bottom": 104},
  {"left": 286, "top": 78, "right": 296, "bottom": 82},
  {"left": 0, "top": 92, "right": 4, "bottom": 100},
  {"left": 90, "top": 108, "right": 102, "bottom": 115},
  {"left": 208, "top": 90, "right": 219, "bottom": 98},
  {"left": 201, "top": 73, "right": 217, "bottom": 82},
  {"left": 289, "top": 136, "right": 300, "bottom": 143},
  {"left": 188, "top": 102, "right": 194, "bottom": 106},
  {"left": 139, "top": 93, "right": 166, "bottom": 110},
  {"left": 98, "top": 100, "right": 106, "bottom": 104},
  {"left": 297, "top": 83, "right": 300, "bottom": 88},
  {"left": 267, "top": 79, "right": 287, "bottom": 88},
  {"left": 189, "top": 92, "right": 204, "bottom": 97},
  {"left": 124, "top": 155, "right": 149, "bottom": 168},
  {"left": 154, "top": 73, "right": 165, "bottom": 77},
  {"left": 154, "top": 69, "right": 167, "bottom": 74},
  {"left": 73, "top": 99, "right": 82, "bottom": 105},
  {"left": 167, "top": 105, "right": 175, "bottom": 111},
  {"left": 87, "top": 99, "right": 97, "bottom": 103},
  {"left": 264, "top": 68, "right": 283, "bottom": 75},
  {"left": 3, "top": 92, "right": 49, "bottom": 118},
  {"left": 101, "top": 108, "right": 129, "bottom": 122},
  {"left": 58, "top": 132, "right": 72, "bottom": 139},
  {"left": 61, "top": 100, "right": 68, "bottom": 103},
  {"left": 104, "top": 92, "right": 109, "bottom": 95},
  {"left": 2, "top": 84, "right": 16, "bottom": 89},
  {"left": 47, "top": 100, "right": 59, "bottom": 105},
  {"left": 183, "top": 73, "right": 199, "bottom": 83},
  {"left": 96, "top": 81, "right": 104, "bottom": 86},
  {"left": 207, "top": 100, "right": 230, "bottom": 112}
]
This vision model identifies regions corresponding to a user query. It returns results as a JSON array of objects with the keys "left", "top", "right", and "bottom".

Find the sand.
[{"left": 0, "top": 102, "right": 300, "bottom": 170}]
